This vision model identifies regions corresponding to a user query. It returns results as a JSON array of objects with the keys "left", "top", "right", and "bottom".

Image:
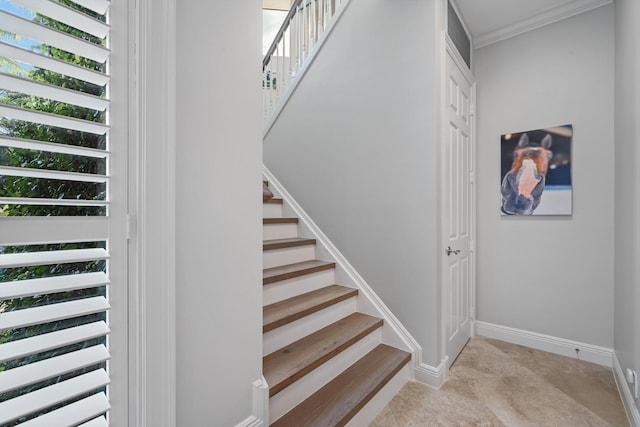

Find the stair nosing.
[
  {"left": 263, "top": 237, "right": 316, "bottom": 251},
  {"left": 263, "top": 285, "right": 358, "bottom": 333},
  {"left": 263, "top": 312, "right": 383, "bottom": 397},
  {"left": 263, "top": 260, "right": 335, "bottom": 285},
  {"left": 263, "top": 217, "right": 299, "bottom": 224}
]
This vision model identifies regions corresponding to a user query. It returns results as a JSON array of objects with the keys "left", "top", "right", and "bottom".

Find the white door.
[{"left": 443, "top": 46, "right": 474, "bottom": 367}]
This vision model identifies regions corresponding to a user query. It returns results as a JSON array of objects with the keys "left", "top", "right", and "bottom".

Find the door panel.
[{"left": 444, "top": 49, "right": 474, "bottom": 367}]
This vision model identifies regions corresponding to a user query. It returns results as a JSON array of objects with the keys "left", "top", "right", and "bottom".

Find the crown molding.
[{"left": 475, "top": 0, "right": 612, "bottom": 49}]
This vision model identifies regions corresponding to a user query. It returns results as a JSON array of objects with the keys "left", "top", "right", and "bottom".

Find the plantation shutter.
[{"left": 0, "top": 0, "right": 122, "bottom": 425}]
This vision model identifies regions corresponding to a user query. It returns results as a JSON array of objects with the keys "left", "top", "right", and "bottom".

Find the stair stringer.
[{"left": 263, "top": 165, "right": 446, "bottom": 389}]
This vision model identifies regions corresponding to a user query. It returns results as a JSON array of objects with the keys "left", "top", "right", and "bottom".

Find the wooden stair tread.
[
  {"left": 263, "top": 260, "right": 335, "bottom": 285},
  {"left": 263, "top": 217, "right": 299, "bottom": 224},
  {"left": 264, "top": 285, "right": 358, "bottom": 333},
  {"left": 263, "top": 312, "right": 383, "bottom": 397},
  {"left": 263, "top": 237, "right": 316, "bottom": 251},
  {"left": 271, "top": 344, "right": 411, "bottom": 427}
]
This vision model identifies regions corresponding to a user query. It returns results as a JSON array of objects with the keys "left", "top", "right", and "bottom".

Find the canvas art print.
[{"left": 500, "top": 125, "right": 572, "bottom": 215}]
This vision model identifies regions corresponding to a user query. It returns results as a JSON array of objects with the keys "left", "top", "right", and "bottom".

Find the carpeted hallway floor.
[{"left": 370, "top": 337, "right": 628, "bottom": 426}]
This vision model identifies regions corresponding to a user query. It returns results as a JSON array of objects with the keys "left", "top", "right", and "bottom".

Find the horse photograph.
[{"left": 500, "top": 125, "right": 573, "bottom": 215}]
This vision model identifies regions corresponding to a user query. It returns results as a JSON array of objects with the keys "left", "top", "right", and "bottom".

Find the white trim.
[
  {"left": 413, "top": 357, "right": 449, "bottom": 389},
  {"left": 474, "top": 0, "right": 613, "bottom": 49},
  {"left": 129, "top": 0, "right": 177, "bottom": 426},
  {"left": 234, "top": 377, "right": 269, "bottom": 427},
  {"left": 236, "top": 417, "right": 262, "bottom": 427},
  {"left": 475, "top": 321, "right": 613, "bottom": 367},
  {"left": 613, "top": 353, "right": 640, "bottom": 427},
  {"left": 262, "top": 0, "right": 354, "bottom": 137}
]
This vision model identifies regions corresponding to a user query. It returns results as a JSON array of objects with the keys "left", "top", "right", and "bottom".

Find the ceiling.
[{"left": 453, "top": 0, "right": 612, "bottom": 47}]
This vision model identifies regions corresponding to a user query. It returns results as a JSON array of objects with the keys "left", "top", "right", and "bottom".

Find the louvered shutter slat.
[
  {"left": 0, "top": 136, "right": 109, "bottom": 158},
  {"left": 0, "top": 42, "right": 110, "bottom": 86},
  {"left": 0, "top": 297, "right": 110, "bottom": 331},
  {"left": 18, "top": 393, "right": 110, "bottom": 427},
  {"left": 0, "top": 321, "right": 110, "bottom": 363},
  {"left": 0, "top": 197, "right": 107, "bottom": 207},
  {"left": 0, "top": 165, "right": 108, "bottom": 183},
  {"left": 10, "top": 0, "right": 110, "bottom": 39},
  {"left": 0, "top": 369, "right": 110, "bottom": 425},
  {"left": 0, "top": 248, "right": 109, "bottom": 268},
  {"left": 0, "top": 104, "right": 109, "bottom": 135},
  {"left": 0, "top": 73, "right": 110, "bottom": 111},
  {"left": 0, "top": 345, "right": 110, "bottom": 394},
  {"left": 0, "top": 272, "right": 109, "bottom": 300},
  {"left": 0, "top": 10, "right": 109, "bottom": 63}
]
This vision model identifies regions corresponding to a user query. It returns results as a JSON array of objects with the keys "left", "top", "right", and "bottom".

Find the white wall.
[
  {"left": 474, "top": 6, "right": 615, "bottom": 347},
  {"left": 175, "top": 1, "right": 263, "bottom": 425},
  {"left": 264, "top": 0, "right": 443, "bottom": 366},
  {"left": 614, "top": 0, "right": 640, "bottom": 415}
]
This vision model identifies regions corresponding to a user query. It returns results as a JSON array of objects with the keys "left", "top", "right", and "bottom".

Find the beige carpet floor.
[{"left": 370, "top": 337, "right": 628, "bottom": 426}]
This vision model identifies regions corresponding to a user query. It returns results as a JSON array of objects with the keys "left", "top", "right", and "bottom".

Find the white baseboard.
[
  {"left": 613, "top": 353, "right": 640, "bottom": 427},
  {"left": 475, "top": 321, "right": 613, "bottom": 367},
  {"left": 236, "top": 416, "right": 262, "bottom": 427},
  {"left": 236, "top": 377, "right": 269, "bottom": 427},
  {"left": 413, "top": 357, "right": 448, "bottom": 389}
]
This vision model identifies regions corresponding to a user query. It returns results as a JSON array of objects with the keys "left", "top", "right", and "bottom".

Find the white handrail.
[{"left": 262, "top": 0, "right": 344, "bottom": 122}]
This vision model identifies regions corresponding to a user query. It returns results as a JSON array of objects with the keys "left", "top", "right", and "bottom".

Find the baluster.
[
  {"left": 318, "top": 0, "right": 327, "bottom": 37},
  {"left": 311, "top": 0, "right": 317, "bottom": 45},
  {"left": 282, "top": 28, "right": 288, "bottom": 93},
  {"left": 278, "top": 38, "right": 284, "bottom": 96},
  {"left": 302, "top": 1, "right": 308, "bottom": 62},
  {"left": 323, "top": 0, "right": 329, "bottom": 31}
]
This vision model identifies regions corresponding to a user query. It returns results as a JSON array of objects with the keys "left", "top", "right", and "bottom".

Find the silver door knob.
[{"left": 445, "top": 246, "right": 460, "bottom": 256}]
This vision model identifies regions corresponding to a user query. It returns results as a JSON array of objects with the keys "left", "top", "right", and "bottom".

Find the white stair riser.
[
  {"left": 263, "top": 298, "right": 357, "bottom": 356},
  {"left": 269, "top": 328, "right": 383, "bottom": 424},
  {"left": 263, "top": 269, "right": 336, "bottom": 305},
  {"left": 263, "top": 203, "right": 283, "bottom": 218},
  {"left": 344, "top": 363, "right": 411, "bottom": 427},
  {"left": 357, "top": 299, "right": 413, "bottom": 352},
  {"left": 263, "top": 223, "right": 299, "bottom": 240},
  {"left": 263, "top": 245, "right": 315, "bottom": 269}
]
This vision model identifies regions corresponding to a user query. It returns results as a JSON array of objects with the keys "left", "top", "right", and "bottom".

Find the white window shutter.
[{"left": 0, "top": 0, "right": 118, "bottom": 425}]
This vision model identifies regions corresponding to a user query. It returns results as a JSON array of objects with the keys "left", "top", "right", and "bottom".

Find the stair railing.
[{"left": 263, "top": 0, "right": 344, "bottom": 123}]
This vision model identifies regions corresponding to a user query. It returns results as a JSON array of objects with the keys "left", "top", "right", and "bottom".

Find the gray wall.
[
  {"left": 614, "top": 0, "right": 640, "bottom": 413},
  {"left": 264, "top": 0, "right": 442, "bottom": 365},
  {"left": 474, "top": 6, "right": 615, "bottom": 347},
  {"left": 176, "top": 1, "right": 263, "bottom": 425}
]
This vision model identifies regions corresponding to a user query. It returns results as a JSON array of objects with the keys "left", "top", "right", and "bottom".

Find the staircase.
[{"left": 262, "top": 179, "right": 412, "bottom": 426}]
